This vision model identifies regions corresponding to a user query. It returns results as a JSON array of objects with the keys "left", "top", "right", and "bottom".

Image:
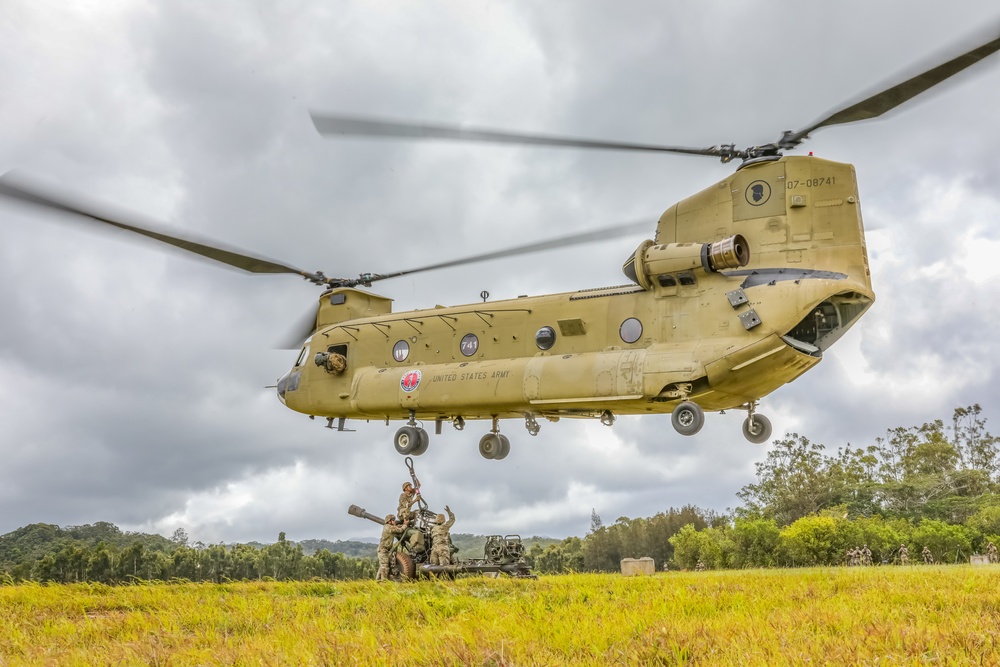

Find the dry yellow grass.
[{"left": 2, "top": 566, "right": 999, "bottom": 665}]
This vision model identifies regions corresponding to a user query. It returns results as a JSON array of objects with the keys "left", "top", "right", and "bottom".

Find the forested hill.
[
  {"left": 244, "top": 538, "right": 377, "bottom": 559},
  {"left": 0, "top": 521, "right": 174, "bottom": 565}
]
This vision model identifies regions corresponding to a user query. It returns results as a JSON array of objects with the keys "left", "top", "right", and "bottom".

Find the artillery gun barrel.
[{"left": 347, "top": 504, "right": 385, "bottom": 525}]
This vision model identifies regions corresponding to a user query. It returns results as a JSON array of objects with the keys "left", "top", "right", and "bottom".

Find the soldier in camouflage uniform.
[
  {"left": 987, "top": 541, "right": 998, "bottom": 564},
  {"left": 398, "top": 482, "right": 419, "bottom": 524},
  {"left": 429, "top": 505, "right": 456, "bottom": 566},
  {"left": 922, "top": 545, "right": 934, "bottom": 564},
  {"left": 899, "top": 544, "right": 909, "bottom": 565},
  {"left": 848, "top": 547, "right": 860, "bottom": 567},
  {"left": 861, "top": 544, "right": 872, "bottom": 567},
  {"left": 695, "top": 559, "right": 706, "bottom": 571},
  {"left": 376, "top": 515, "right": 408, "bottom": 581}
]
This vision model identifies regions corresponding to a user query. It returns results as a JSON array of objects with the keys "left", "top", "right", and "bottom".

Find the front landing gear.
[
  {"left": 671, "top": 401, "right": 705, "bottom": 436},
  {"left": 479, "top": 417, "right": 510, "bottom": 460},
  {"left": 742, "top": 403, "right": 772, "bottom": 444}
]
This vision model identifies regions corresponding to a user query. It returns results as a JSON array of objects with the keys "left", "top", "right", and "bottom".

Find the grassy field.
[{"left": 2, "top": 566, "right": 999, "bottom": 666}]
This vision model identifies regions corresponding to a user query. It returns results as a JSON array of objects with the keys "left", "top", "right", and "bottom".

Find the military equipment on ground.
[
  {"left": 348, "top": 503, "right": 534, "bottom": 579},
  {"left": 3, "top": 25, "right": 999, "bottom": 460}
]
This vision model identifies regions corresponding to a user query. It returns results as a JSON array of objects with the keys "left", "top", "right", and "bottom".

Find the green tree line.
[
  {"left": 1, "top": 525, "right": 374, "bottom": 584},
  {"left": 527, "top": 405, "right": 1000, "bottom": 573}
]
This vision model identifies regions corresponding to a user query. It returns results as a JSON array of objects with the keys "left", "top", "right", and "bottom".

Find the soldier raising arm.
[{"left": 429, "top": 505, "right": 456, "bottom": 566}]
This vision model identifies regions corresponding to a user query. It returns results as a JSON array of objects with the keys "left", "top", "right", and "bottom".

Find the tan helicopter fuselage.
[{"left": 278, "top": 155, "right": 874, "bottom": 425}]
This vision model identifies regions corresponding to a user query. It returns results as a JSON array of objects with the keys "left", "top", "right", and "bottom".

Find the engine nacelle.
[{"left": 622, "top": 234, "right": 749, "bottom": 289}]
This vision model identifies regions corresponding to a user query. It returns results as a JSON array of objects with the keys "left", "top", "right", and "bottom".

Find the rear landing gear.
[
  {"left": 671, "top": 401, "right": 705, "bottom": 436},
  {"left": 394, "top": 425, "right": 429, "bottom": 455},
  {"left": 479, "top": 433, "right": 510, "bottom": 460},
  {"left": 394, "top": 412, "right": 429, "bottom": 455},
  {"left": 479, "top": 416, "right": 510, "bottom": 460}
]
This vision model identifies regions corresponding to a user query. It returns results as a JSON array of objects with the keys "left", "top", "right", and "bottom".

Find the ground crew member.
[
  {"left": 847, "top": 547, "right": 860, "bottom": 567},
  {"left": 429, "top": 505, "right": 456, "bottom": 566},
  {"left": 376, "top": 515, "right": 408, "bottom": 581},
  {"left": 861, "top": 544, "right": 872, "bottom": 567},
  {"left": 398, "top": 482, "right": 419, "bottom": 524},
  {"left": 899, "top": 544, "right": 909, "bottom": 565}
]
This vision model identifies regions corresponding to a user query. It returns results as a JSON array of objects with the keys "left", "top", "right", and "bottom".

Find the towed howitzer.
[
  {"left": 348, "top": 504, "right": 386, "bottom": 525},
  {"left": 348, "top": 503, "right": 534, "bottom": 580}
]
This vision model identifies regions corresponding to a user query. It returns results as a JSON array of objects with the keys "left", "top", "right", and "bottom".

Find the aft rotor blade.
[
  {"left": 0, "top": 172, "right": 318, "bottom": 279},
  {"left": 275, "top": 305, "right": 320, "bottom": 349},
  {"left": 364, "top": 219, "right": 650, "bottom": 285},
  {"left": 782, "top": 22, "right": 1000, "bottom": 148},
  {"left": 311, "top": 112, "right": 722, "bottom": 158}
]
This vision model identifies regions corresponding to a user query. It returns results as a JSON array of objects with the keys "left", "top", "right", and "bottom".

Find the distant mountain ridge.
[{"left": 1, "top": 522, "right": 559, "bottom": 564}]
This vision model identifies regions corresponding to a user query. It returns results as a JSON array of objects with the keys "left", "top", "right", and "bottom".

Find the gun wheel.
[{"left": 395, "top": 552, "right": 416, "bottom": 580}]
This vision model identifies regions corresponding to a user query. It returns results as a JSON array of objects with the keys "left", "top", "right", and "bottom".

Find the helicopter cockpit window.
[
  {"left": 657, "top": 275, "right": 677, "bottom": 287},
  {"left": 535, "top": 326, "right": 556, "bottom": 350},
  {"left": 295, "top": 345, "right": 311, "bottom": 367},
  {"left": 620, "top": 318, "right": 643, "bottom": 344},
  {"left": 393, "top": 340, "right": 410, "bottom": 362},
  {"left": 460, "top": 333, "right": 479, "bottom": 356},
  {"left": 677, "top": 272, "right": 696, "bottom": 286}
]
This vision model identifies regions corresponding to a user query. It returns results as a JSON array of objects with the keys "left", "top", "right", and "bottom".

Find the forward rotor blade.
[
  {"left": 364, "top": 219, "right": 650, "bottom": 286},
  {"left": 0, "top": 172, "right": 316, "bottom": 279},
  {"left": 782, "top": 22, "right": 1000, "bottom": 148},
  {"left": 311, "top": 112, "right": 721, "bottom": 158}
]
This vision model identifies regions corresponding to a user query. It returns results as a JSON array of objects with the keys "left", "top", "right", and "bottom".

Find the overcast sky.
[{"left": 2, "top": 1, "right": 999, "bottom": 545}]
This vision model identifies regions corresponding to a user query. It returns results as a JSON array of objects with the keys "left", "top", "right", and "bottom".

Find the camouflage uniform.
[
  {"left": 429, "top": 507, "right": 456, "bottom": 566},
  {"left": 987, "top": 542, "right": 998, "bottom": 564},
  {"left": 376, "top": 516, "right": 407, "bottom": 581},
  {"left": 861, "top": 545, "right": 872, "bottom": 567},
  {"left": 899, "top": 544, "right": 909, "bottom": 565},
  {"left": 397, "top": 484, "right": 418, "bottom": 524},
  {"left": 695, "top": 559, "right": 706, "bottom": 571},
  {"left": 922, "top": 546, "right": 934, "bottom": 564}
]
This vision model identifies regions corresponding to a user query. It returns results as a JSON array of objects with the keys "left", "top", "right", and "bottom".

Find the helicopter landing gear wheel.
[
  {"left": 394, "top": 426, "right": 421, "bottom": 455},
  {"left": 742, "top": 414, "right": 772, "bottom": 444},
  {"left": 394, "top": 552, "right": 416, "bottom": 581},
  {"left": 411, "top": 428, "right": 430, "bottom": 456},
  {"left": 494, "top": 434, "right": 511, "bottom": 460},
  {"left": 671, "top": 401, "right": 704, "bottom": 436},
  {"left": 479, "top": 433, "right": 503, "bottom": 460}
]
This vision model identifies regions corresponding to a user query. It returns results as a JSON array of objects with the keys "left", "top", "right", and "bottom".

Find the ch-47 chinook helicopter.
[{"left": 2, "top": 27, "right": 998, "bottom": 461}]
